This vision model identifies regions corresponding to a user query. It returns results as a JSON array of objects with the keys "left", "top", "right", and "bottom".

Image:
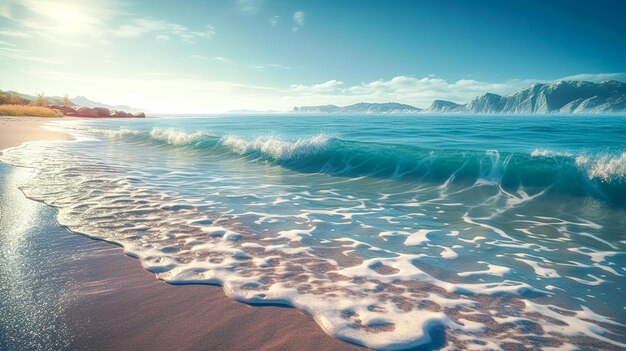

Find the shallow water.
[
  {"left": 1, "top": 115, "right": 625, "bottom": 350},
  {"left": 0, "top": 164, "right": 75, "bottom": 350}
]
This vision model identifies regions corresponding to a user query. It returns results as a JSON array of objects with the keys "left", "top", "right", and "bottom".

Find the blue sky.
[{"left": 0, "top": 0, "right": 624, "bottom": 112}]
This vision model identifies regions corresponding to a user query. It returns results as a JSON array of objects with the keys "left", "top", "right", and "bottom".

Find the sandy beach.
[
  {"left": 0, "top": 116, "right": 365, "bottom": 351},
  {"left": 0, "top": 116, "right": 73, "bottom": 150}
]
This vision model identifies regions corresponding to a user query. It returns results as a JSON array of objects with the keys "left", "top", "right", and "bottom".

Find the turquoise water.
[{"left": 1, "top": 115, "right": 625, "bottom": 350}]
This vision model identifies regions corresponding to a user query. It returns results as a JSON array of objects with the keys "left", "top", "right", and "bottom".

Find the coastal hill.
[
  {"left": 71, "top": 96, "right": 144, "bottom": 113},
  {"left": 292, "top": 80, "right": 626, "bottom": 114}
]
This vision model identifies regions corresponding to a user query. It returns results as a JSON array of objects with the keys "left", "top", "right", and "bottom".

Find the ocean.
[{"left": 1, "top": 114, "right": 625, "bottom": 350}]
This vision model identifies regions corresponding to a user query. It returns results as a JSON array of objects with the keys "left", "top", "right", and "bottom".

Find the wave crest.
[
  {"left": 149, "top": 128, "right": 212, "bottom": 145},
  {"left": 530, "top": 148, "right": 573, "bottom": 157},
  {"left": 62, "top": 125, "right": 626, "bottom": 204},
  {"left": 220, "top": 134, "right": 331, "bottom": 160},
  {"left": 576, "top": 152, "right": 626, "bottom": 181},
  {"left": 102, "top": 128, "right": 139, "bottom": 138}
]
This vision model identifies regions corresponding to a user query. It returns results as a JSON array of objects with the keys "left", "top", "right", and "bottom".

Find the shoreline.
[
  {"left": 0, "top": 117, "right": 366, "bottom": 351},
  {"left": 0, "top": 116, "right": 74, "bottom": 150}
]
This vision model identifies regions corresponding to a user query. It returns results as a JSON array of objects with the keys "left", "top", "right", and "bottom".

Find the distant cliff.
[
  {"left": 426, "top": 100, "right": 463, "bottom": 113},
  {"left": 292, "top": 102, "right": 422, "bottom": 114},
  {"left": 425, "top": 80, "right": 626, "bottom": 114},
  {"left": 292, "top": 80, "right": 626, "bottom": 114}
]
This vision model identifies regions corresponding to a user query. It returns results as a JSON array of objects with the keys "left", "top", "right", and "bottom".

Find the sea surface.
[{"left": 1, "top": 115, "right": 625, "bottom": 350}]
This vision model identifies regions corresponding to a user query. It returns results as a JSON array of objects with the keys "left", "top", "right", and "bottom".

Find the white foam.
[
  {"left": 530, "top": 148, "right": 572, "bottom": 157},
  {"left": 274, "top": 226, "right": 316, "bottom": 242},
  {"left": 568, "top": 247, "right": 620, "bottom": 263},
  {"left": 403, "top": 229, "right": 436, "bottom": 246},
  {"left": 149, "top": 128, "right": 210, "bottom": 145},
  {"left": 458, "top": 262, "right": 510, "bottom": 277},
  {"left": 437, "top": 245, "right": 459, "bottom": 259},
  {"left": 101, "top": 128, "right": 139, "bottom": 138},
  {"left": 566, "top": 274, "right": 605, "bottom": 286},
  {"left": 576, "top": 151, "right": 626, "bottom": 181},
  {"left": 221, "top": 134, "right": 330, "bottom": 160}
]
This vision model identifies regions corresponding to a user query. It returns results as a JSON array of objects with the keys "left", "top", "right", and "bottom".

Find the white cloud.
[
  {"left": 269, "top": 15, "right": 280, "bottom": 26},
  {"left": 113, "top": 19, "right": 214, "bottom": 43},
  {"left": 293, "top": 11, "right": 304, "bottom": 25},
  {"left": 210, "top": 56, "right": 293, "bottom": 70},
  {"left": 0, "top": 28, "right": 33, "bottom": 38},
  {"left": 213, "top": 56, "right": 233, "bottom": 63},
  {"left": 290, "top": 80, "right": 344, "bottom": 94},
  {"left": 292, "top": 11, "right": 304, "bottom": 32},
  {"left": 155, "top": 34, "right": 170, "bottom": 41},
  {"left": 237, "top": 0, "right": 263, "bottom": 15},
  {"left": 114, "top": 19, "right": 165, "bottom": 37},
  {"left": 254, "top": 63, "right": 292, "bottom": 70},
  {"left": 285, "top": 76, "right": 519, "bottom": 107},
  {"left": 0, "top": 44, "right": 64, "bottom": 64},
  {"left": 557, "top": 72, "right": 626, "bottom": 83},
  {"left": 347, "top": 76, "right": 514, "bottom": 103}
]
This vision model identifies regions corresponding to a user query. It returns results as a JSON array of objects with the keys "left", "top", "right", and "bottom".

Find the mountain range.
[
  {"left": 291, "top": 80, "right": 626, "bottom": 114},
  {"left": 70, "top": 96, "right": 144, "bottom": 113},
  {"left": 292, "top": 102, "right": 421, "bottom": 114},
  {"left": 291, "top": 102, "right": 422, "bottom": 114}
]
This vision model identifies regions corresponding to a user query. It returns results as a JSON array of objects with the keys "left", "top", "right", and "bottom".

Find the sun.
[{"left": 25, "top": 0, "right": 102, "bottom": 36}]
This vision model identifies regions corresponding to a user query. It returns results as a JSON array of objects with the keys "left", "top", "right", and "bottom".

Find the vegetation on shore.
[
  {"left": 0, "top": 91, "right": 30, "bottom": 105},
  {"left": 0, "top": 90, "right": 62, "bottom": 117},
  {"left": 0, "top": 104, "right": 63, "bottom": 117},
  {"left": 1, "top": 89, "right": 145, "bottom": 118}
]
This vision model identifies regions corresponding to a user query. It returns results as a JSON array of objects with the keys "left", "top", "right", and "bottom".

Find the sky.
[{"left": 0, "top": 0, "right": 625, "bottom": 113}]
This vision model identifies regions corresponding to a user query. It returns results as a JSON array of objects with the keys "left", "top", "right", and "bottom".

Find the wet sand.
[
  {"left": 63, "top": 238, "right": 365, "bottom": 351},
  {"left": 0, "top": 118, "right": 366, "bottom": 351}
]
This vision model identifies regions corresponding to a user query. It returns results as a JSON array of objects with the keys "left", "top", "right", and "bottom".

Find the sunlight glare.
[{"left": 28, "top": 0, "right": 101, "bottom": 35}]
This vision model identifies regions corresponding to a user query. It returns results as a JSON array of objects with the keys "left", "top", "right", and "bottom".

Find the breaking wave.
[
  {"left": 576, "top": 152, "right": 626, "bottom": 182},
  {"left": 221, "top": 134, "right": 331, "bottom": 160},
  {"left": 81, "top": 127, "right": 626, "bottom": 204}
]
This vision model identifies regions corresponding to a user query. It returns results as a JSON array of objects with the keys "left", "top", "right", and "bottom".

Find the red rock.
[
  {"left": 63, "top": 107, "right": 77, "bottom": 115},
  {"left": 71, "top": 106, "right": 143, "bottom": 118},
  {"left": 49, "top": 105, "right": 77, "bottom": 115},
  {"left": 76, "top": 107, "right": 99, "bottom": 117},
  {"left": 94, "top": 107, "right": 111, "bottom": 117}
]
